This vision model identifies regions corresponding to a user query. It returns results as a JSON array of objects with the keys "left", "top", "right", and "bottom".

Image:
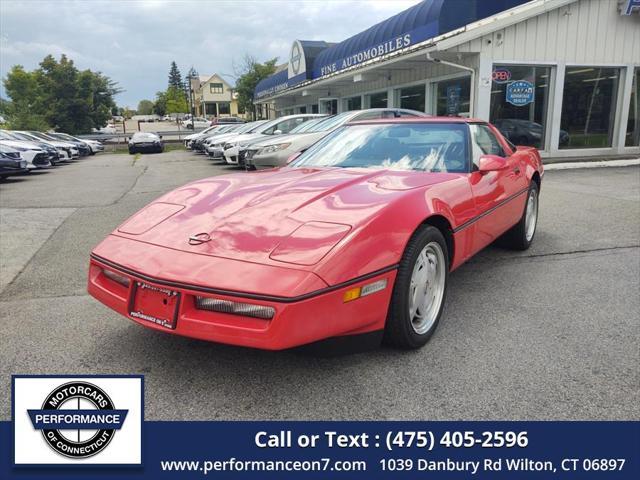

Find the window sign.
[
  {"left": 492, "top": 68, "right": 512, "bottom": 84},
  {"left": 446, "top": 86, "right": 461, "bottom": 115},
  {"left": 490, "top": 65, "right": 551, "bottom": 149},
  {"left": 506, "top": 80, "right": 535, "bottom": 106}
]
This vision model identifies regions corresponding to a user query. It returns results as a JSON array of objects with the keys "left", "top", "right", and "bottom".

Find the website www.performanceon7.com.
[{"left": 160, "top": 458, "right": 367, "bottom": 475}]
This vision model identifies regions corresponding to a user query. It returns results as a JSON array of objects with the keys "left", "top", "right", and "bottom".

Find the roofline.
[{"left": 255, "top": 0, "right": 577, "bottom": 103}]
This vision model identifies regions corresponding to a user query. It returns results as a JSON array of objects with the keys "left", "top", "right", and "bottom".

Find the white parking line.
[{"left": 545, "top": 158, "right": 640, "bottom": 170}]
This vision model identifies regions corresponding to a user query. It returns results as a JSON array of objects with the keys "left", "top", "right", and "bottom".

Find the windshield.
[
  {"left": 306, "top": 111, "right": 356, "bottom": 132},
  {"left": 132, "top": 132, "right": 159, "bottom": 140},
  {"left": 290, "top": 123, "right": 470, "bottom": 173},
  {"left": 29, "top": 131, "right": 56, "bottom": 141},
  {"left": 7, "top": 131, "right": 33, "bottom": 141},
  {"left": 289, "top": 117, "right": 328, "bottom": 133},
  {"left": 0, "top": 130, "right": 18, "bottom": 140}
]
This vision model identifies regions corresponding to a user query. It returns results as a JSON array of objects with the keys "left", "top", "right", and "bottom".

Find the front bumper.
[
  {"left": 207, "top": 146, "right": 224, "bottom": 159},
  {"left": 88, "top": 243, "right": 394, "bottom": 350},
  {"left": 129, "top": 143, "right": 163, "bottom": 153}
]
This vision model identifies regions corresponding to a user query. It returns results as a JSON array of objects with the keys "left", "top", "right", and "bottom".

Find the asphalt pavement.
[{"left": 0, "top": 151, "right": 638, "bottom": 421}]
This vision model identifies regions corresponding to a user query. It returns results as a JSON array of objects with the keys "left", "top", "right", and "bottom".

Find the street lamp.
[{"left": 187, "top": 72, "right": 196, "bottom": 130}]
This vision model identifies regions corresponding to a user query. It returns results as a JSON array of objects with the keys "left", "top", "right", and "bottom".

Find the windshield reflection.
[{"left": 290, "top": 123, "right": 470, "bottom": 173}]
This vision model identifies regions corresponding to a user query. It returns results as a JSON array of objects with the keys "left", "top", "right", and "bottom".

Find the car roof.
[{"left": 347, "top": 116, "right": 485, "bottom": 125}]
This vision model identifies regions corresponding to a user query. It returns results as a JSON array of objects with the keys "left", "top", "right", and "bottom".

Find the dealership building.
[{"left": 254, "top": 0, "right": 639, "bottom": 158}]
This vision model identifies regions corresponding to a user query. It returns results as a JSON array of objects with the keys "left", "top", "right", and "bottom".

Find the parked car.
[
  {"left": 182, "top": 117, "right": 210, "bottom": 129},
  {"left": 93, "top": 124, "right": 117, "bottom": 134},
  {"left": 17, "top": 130, "right": 84, "bottom": 159},
  {"left": 26, "top": 131, "right": 88, "bottom": 157},
  {"left": 48, "top": 132, "right": 104, "bottom": 155},
  {"left": 204, "top": 121, "right": 270, "bottom": 160},
  {"left": 112, "top": 115, "right": 125, "bottom": 122},
  {"left": 493, "top": 118, "right": 570, "bottom": 147},
  {"left": 128, "top": 132, "right": 164, "bottom": 154},
  {"left": 88, "top": 117, "right": 543, "bottom": 350},
  {"left": 191, "top": 125, "right": 243, "bottom": 153},
  {"left": 210, "top": 117, "right": 245, "bottom": 125},
  {"left": 0, "top": 147, "right": 29, "bottom": 179},
  {"left": 0, "top": 134, "right": 51, "bottom": 170},
  {"left": 247, "top": 108, "right": 427, "bottom": 170},
  {"left": 0, "top": 139, "right": 52, "bottom": 170},
  {"left": 223, "top": 114, "right": 326, "bottom": 165},
  {"left": 184, "top": 125, "right": 220, "bottom": 148},
  {"left": 3, "top": 130, "right": 63, "bottom": 164}
]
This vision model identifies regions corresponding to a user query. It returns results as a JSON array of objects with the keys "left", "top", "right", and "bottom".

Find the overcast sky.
[{"left": 0, "top": 0, "right": 420, "bottom": 107}]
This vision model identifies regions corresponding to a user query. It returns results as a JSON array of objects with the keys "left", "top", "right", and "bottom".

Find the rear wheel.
[
  {"left": 500, "top": 181, "right": 539, "bottom": 250},
  {"left": 384, "top": 226, "right": 449, "bottom": 349}
]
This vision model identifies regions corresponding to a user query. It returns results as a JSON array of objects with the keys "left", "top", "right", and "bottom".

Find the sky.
[{"left": 0, "top": 0, "right": 420, "bottom": 108}]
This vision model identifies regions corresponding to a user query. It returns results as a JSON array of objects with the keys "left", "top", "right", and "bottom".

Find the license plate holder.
[{"left": 129, "top": 281, "right": 180, "bottom": 329}]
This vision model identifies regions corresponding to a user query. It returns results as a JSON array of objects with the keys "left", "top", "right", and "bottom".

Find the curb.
[{"left": 544, "top": 158, "right": 640, "bottom": 171}]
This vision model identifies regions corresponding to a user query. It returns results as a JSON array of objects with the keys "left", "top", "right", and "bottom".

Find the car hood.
[
  {"left": 0, "top": 140, "right": 42, "bottom": 151},
  {"left": 112, "top": 167, "right": 459, "bottom": 267}
]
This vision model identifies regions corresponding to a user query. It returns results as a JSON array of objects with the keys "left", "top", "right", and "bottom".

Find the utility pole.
[{"left": 188, "top": 73, "right": 196, "bottom": 130}]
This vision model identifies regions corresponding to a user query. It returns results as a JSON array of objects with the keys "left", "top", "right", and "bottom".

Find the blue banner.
[{"left": 3, "top": 421, "right": 639, "bottom": 479}]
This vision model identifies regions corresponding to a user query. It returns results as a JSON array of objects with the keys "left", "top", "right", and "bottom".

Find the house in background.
[{"left": 190, "top": 74, "right": 244, "bottom": 118}]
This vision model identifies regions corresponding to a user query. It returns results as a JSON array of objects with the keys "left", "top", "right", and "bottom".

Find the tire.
[
  {"left": 500, "top": 181, "right": 539, "bottom": 250},
  {"left": 128, "top": 148, "right": 135, "bottom": 154},
  {"left": 384, "top": 225, "right": 449, "bottom": 349}
]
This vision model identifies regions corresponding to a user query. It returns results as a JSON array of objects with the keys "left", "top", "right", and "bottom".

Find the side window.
[
  {"left": 469, "top": 124, "right": 505, "bottom": 169},
  {"left": 274, "top": 118, "right": 305, "bottom": 134}
]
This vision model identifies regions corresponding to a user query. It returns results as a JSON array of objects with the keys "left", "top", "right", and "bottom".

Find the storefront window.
[
  {"left": 398, "top": 84, "right": 425, "bottom": 112},
  {"left": 345, "top": 96, "right": 361, "bottom": 111},
  {"left": 321, "top": 99, "right": 337, "bottom": 114},
  {"left": 560, "top": 67, "right": 620, "bottom": 149},
  {"left": 368, "top": 91, "right": 388, "bottom": 108},
  {"left": 626, "top": 68, "right": 639, "bottom": 147},
  {"left": 311, "top": 104, "right": 319, "bottom": 114},
  {"left": 490, "top": 65, "right": 550, "bottom": 149},
  {"left": 218, "top": 102, "right": 230, "bottom": 115},
  {"left": 435, "top": 76, "right": 470, "bottom": 117}
]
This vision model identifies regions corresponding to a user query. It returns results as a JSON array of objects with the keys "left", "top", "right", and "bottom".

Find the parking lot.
[{"left": 0, "top": 152, "right": 638, "bottom": 421}]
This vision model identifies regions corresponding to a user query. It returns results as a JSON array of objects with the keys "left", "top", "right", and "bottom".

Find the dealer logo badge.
[
  {"left": 13, "top": 375, "right": 143, "bottom": 466},
  {"left": 28, "top": 381, "right": 127, "bottom": 459}
]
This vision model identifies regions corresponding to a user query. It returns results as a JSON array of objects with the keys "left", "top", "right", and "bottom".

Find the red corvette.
[{"left": 88, "top": 117, "right": 543, "bottom": 350}]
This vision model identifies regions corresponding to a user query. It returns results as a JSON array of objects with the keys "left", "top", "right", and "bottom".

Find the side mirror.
[
  {"left": 478, "top": 154, "right": 508, "bottom": 173},
  {"left": 287, "top": 152, "right": 302, "bottom": 164},
  {"left": 273, "top": 129, "right": 282, "bottom": 135}
]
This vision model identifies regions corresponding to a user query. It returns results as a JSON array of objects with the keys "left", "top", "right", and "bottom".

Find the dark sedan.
[{"left": 128, "top": 132, "right": 164, "bottom": 154}]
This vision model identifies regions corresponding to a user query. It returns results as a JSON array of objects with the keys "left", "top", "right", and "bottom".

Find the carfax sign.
[{"left": 506, "top": 80, "right": 535, "bottom": 106}]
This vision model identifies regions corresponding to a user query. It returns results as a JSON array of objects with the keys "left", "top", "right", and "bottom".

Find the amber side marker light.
[
  {"left": 343, "top": 279, "right": 387, "bottom": 303},
  {"left": 102, "top": 268, "right": 131, "bottom": 287}
]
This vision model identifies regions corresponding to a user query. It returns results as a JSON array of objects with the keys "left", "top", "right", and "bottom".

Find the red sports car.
[{"left": 88, "top": 117, "right": 543, "bottom": 350}]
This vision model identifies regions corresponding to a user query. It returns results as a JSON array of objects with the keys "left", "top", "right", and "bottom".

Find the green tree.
[
  {"left": 2, "top": 54, "right": 120, "bottom": 133},
  {"left": 3, "top": 65, "right": 50, "bottom": 130},
  {"left": 168, "top": 61, "right": 184, "bottom": 91},
  {"left": 165, "top": 86, "right": 188, "bottom": 116},
  {"left": 153, "top": 91, "right": 167, "bottom": 117},
  {"left": 234, "top": 55, "right": 278, "bottom": 119},
  {"left": 137, "top": 99, "right": 154, "bottom": 115}
]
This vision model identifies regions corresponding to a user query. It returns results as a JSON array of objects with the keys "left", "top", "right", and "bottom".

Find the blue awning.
[{"left": 255, "top": 0, "right": 530, "bottom": 100}]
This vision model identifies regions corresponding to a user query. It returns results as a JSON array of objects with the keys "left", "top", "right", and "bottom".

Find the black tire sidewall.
[{"left": 385, "top": 226, "right": 449, "bottom": 348}]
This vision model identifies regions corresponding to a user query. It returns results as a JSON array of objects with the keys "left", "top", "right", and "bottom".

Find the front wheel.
[
  {"left": 500, "top": 181, "right": 539, "bottom": 250},
  {"left": 384, "top": 226, "right": 449, "bottom": 349}
]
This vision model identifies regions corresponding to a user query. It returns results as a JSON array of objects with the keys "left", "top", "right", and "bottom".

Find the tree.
[
  {"left": 168, "top": 61, "right": 184, "bottom": 91},
  {"left": 137, "top": 99, "right": 154, "bottom": 115},
  {"left": 153, "top": 91, "right": 167, "bottom": 117},
  {"left": 165, "top": 86, "right": 188, "bottom": 117},
  {"left": 2, "top": 54, "right": 120, "bottom": 133},
  {"left": 234, "top": 55, "right": 278, "bottom": 119}
]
